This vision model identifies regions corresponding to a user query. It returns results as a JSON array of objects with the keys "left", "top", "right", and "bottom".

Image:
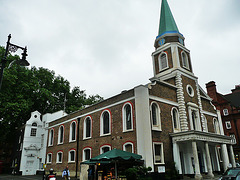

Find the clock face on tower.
[
  {"left": 178, "top": 38, "right": 184, "bottom": 45},
  {"left": 158, "top": 38, "right": 165, "bottom": 46}
]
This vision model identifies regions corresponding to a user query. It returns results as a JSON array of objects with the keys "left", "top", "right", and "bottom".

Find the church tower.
[{"left": 151, "top": 0, "right": 207, "bottom": 133}]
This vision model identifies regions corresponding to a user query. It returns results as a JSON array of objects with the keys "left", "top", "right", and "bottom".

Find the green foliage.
[
  {"left": 164, "top": 162, "right": 180, "bottom": 180},
  {"left": 0, "top": 46, "right": 103, "bottom": 143},
  {"left": 125, "top": 166, "right": 152, "bottom": 180}
]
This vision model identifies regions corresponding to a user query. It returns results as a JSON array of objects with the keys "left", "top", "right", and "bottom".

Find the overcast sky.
[{"left": 0, "top": 0, "right": 239, "bottom": 99}]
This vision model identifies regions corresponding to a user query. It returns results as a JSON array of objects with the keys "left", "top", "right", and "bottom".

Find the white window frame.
[
  {"left": 158, "top": 52, "right": 169, "bottom": 71},
  {"left": 225, "top": 121, "right": 231, "bottom": 129},
  {"left": 100, "top": 110, "right": 111, "bottom": 136},
  {"left": 69, "top": 121, "right": 77, "bottom": 142},
  {"left": 123, "top": 142, "right": 134, "bottom": 153},
  {"left": 153, "top": 142, "right": 164, "bottom": 164},
  {"left": 122, "top": 102, "right": 134, "bottom": 132},
  {"left": 47, "top": 153, "right": 52, "bottom": 164},
  {"left": 171, "top": 107, "right": 180, "bottom": 132},
  {"left": 223, "top": 109, "right": 229, "bottom": 116},
  {"left": 83, "top": 116, "right": 92, "bottom": 139},
  {"left": 150, "top": 102, "right": 161, "bottom": 131},
  {"left": 230, "top": 134, "right": 236, "bottom": 144},
  {"left": 58, "top": 125, "right": 64, "bottom": 144},
  {"left": 213, "top": 118, "right": 221, "bottom": 134},
  {"left": 30, "top": 128, "right": 37, "bottom": 136},
  {"left": 100, "top": 145, "right": 111, "bottom": 154},
  {"left": 68, "top": 149, "right": 76, "bottom": 163},
  {"left": 56, "top": 151, "right": 63, "bottom": 163},
  {"left": 48, "top": 128, "right": 54, "bottom": 146},
  {"left": 203, "top": 115, "right": 208, "bottom": 132},
  {"left": 186, "top": 84, "right": 194, "bottom": 97},
  {"left": 82, "top": 147, "right": 91, "bottom": 161},
  {"left": 181, "top": 51, "right": 189, "bottom": 69},
  {"left": 188, "top": 106, "right": 201, "bottom": 131}
]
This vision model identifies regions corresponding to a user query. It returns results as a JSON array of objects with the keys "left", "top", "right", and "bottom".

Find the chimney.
[
  {"left": 231, "top": 85, "right": 240, "bottom": 93},
  {"left": 206, "top": 81, "right": 217, "bottom": 102}
]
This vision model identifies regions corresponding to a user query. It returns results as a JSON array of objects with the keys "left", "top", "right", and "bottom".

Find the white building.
[{"left": 19, "top": 110, "right": 66, "bottom": 175}]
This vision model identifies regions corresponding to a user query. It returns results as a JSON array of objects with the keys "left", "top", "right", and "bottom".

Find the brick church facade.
[{"left": 45, "top": 0, "right": 236, "bottom": 179}]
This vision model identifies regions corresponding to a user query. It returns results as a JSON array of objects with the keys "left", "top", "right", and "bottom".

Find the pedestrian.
[
  {"left": 62, "top": 166, "right": 70, "bottom": 180},
  {"left": 87, "top": 165, "right": 93, "bottom": 180}
]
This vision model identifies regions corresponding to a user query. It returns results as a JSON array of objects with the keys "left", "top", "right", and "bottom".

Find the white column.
[
  {"left": 221, "top": 144, "right": 230, "bottom": 172},
  {"left": 205, "top": 142, "right": 214, "bottom": 178},
  {"left": 173, "top": 141, "right": 182, "bottom": 174},
  {"left": 229, "top": 145, "right": 236, "bottom": 168},
  {"left": 192, "top": 141, "right": 202, "bottom": 179}
]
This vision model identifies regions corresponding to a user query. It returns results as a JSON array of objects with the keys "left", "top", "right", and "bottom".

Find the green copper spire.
[{"left": 158, "top": 0, "right": 180, "bottom": 37}]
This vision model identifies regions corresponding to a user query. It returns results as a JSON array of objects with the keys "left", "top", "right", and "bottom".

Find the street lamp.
[{"left": 0, "top": 34, "right": 30, "bottom": 90}]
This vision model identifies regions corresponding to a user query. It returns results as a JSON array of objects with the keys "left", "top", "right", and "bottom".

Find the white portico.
[{"left": 170, "top": 130, "right": 236, "bottom": 179}]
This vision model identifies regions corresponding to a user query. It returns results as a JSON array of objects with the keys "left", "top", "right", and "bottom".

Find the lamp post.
[{"left": 0, "top": 34, "right": 30, "bottom": 90}]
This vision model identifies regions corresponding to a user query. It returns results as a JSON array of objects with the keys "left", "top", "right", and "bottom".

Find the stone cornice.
[{"left": 170, "top": 130, "right": 233, "bottom": 144}]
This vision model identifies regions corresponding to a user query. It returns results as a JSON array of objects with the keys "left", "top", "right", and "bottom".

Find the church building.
[{"left": 45, "top": 0, "right": 235, "bottom": 179}]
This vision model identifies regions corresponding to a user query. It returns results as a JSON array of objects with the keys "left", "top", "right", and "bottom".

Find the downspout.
[{"left": 75, "top": 117, "right": 81, "bottom": 179}]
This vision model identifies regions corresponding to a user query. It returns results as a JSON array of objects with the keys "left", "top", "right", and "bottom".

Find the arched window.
[
  {"left": 171, "top": 107, "right": 180, "bottom": 131},
  {"left": 58, "top": 125, "right": 64, "bottom": 144},
  {"left": 150, "top": 102, "right": 161, "bottom": 130},
  {"left": 83, "top": 116, "right": 92, "bottom": 139},
  {"left": 30, "top": 122, "right": 37, "bottom": 136},
  {"left": 70, "top": 121, "right": 76, "bottom": 142},
  {"left": 100, "top": 110, "right": 111, "bottom": 136},
  {"left": 188, "top": 106, "right": 201, "bottom": 131},
  {"left": 68, "top": 149, "right": 76, "bottom": 162},
  {"left": 83, "top": 147, "right": 91, "bottom": 161},
  {"left": 213, "top": 118, "right": 221, "bottom": 134},
  {"left": 47, "top": 153, "right": 52, "bottom": 163},
  {"left": 158, "top": 52, "right": 168, "bottom": 71},
  {"left": 122, "top": 102, "right": 133, "bottom": 132},
  {"left": 123, "top": 142, "right": 134, "bottom": 153},
  {"left": 203, "top": 115, "right": 208, "bottom": 132},
  {"left": 100, "top": 145, "right": 111, "bottom": 154},
  {"left": 56, "top": 151, "right": 63, "bottom": 163},
  {"left": 181, "top": 51, "right": 189, "bottom": 69},
  {"left": 48, "top": 128, "right": 54, "bottom": 146}
]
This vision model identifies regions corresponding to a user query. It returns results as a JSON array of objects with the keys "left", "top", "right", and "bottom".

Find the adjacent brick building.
[
  {"left": 45, "top": 0, "right": 236, "bottom": 179},
  {"left": 206, "top": 81, "right": 240, "bottom": 163}
]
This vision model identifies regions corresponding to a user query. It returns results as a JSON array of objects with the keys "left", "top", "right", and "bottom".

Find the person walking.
[{"left": 62, "top": 166, "right": 70, "bottom": 180}]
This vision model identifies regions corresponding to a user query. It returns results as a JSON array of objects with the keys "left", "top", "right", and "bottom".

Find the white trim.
[
  {"left": 48, "top": 97, "right": 135, "bottom": 128},
  {"left": 83, "top": 116, "right": 92, "bottom": 139},
  {"left": 213, "top": 118, "right": 221, "bottom": 134},
  {"left": 56, "top": 151, "right": 63, "bottom": 163},
  {"left": 47, "top": 153, "right": 52, "bottom": 164},
  {"left": 82, "top": 148, "right": 91, "bottom": 161},
  {"left": 149, "top": 95, "right": 178, "bottom": 106},
  {"left": 58, "top": 125, "right": 64, "bottom": 144},
  {"left": 122, "top": 102, "right": 134, "bottom": 132},
  {"left": 48, "top": 129, "right": 54, "bottom": 146},
  {"left": 202, "top": 110, "right": 218, "bottom": 117},
  {"left": 225, "top": 121, "right": 231, "bottom": 129},
  {"left": 186, "top": 84, "right": 194, "bottom": 97},
  {"left": 150, "top": 102, "right": 161, "bottom": 131},
  {"left": 153, "top": 142, "right": 164, "bottom": 165},
  {"left": 188, "top": 106, "right": 201, "bottom": 131},
  {"left": 100, "top": 145, "right": 111, "bottom": 154},
  {"left": 123, "top": 142, "right": 134, "bottom": 153},
  {"left": 68, "top": 149, "right": 76, "bottom": 163},
  {"left": 171, "top": 107, "right": 180, "bottom": 132},
  {"left": 181, "top": 51, "right": 190, "bottom": 70},
  {"left": 100, "top": 110, "right": 111, "bottom": 136},
  {"left": 158, "top": 52, "right": 169, "bottom": 71},
  {"left": 69, "top": 121, "right": 76, "bottom": 142}
]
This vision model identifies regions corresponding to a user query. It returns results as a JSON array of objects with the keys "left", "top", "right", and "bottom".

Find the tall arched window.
[
  {"left": 48, "top": 128, "right": 54, "bottom": 146},
  {"left": 70, "top": 121, "right": 76, "bottom": 142},
  {"left": 158, "top": 52, "right": 168, "bottom": 71},
  {"left": 84, "top": 116, "right": 92, "bottom": 139},
  {"left": 100, "top": 110, "right": 111, "bottom": 136},
  {"left": 58, "top": 125, "right": 64, "bottom": 144},
  {"left": 68, "top": 149, "right": 76, "bottom": 162},
  {"left": 122, "top": 102, "right": 133, "bottom": 132},
  {"left": 150, "top": 102, "right": 161, "bottom": 131},
  {"left": 213, "top": 118, "right": 221, "bottom": 134},
  {"left": 171, "top": 107, "right": 180, "bottom": 131},
  {"left": 181, "top": 51, "right": 189, "bottom": 69}
]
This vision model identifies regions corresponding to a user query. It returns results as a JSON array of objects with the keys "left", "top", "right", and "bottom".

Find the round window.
[{"left": 187, "top": 85, "right": 194, "bottom": 97}]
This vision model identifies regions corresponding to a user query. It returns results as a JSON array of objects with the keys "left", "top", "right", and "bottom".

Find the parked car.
[{"left": 218, "top": 168, "right": 240, "bottom": 180}]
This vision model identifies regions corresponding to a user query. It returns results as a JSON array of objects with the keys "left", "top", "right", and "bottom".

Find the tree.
[{"left": 0, "top": 46, "right": 103, "bottom": 170}]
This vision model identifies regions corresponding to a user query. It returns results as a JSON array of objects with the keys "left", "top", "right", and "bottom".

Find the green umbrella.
[{"left": 90, "top": 149, "right": 142, "bottom": 178}]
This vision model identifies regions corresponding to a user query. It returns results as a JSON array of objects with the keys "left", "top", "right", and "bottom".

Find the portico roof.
[{"left": 170, "top": 130, "right": 233, "bottom": 145}]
